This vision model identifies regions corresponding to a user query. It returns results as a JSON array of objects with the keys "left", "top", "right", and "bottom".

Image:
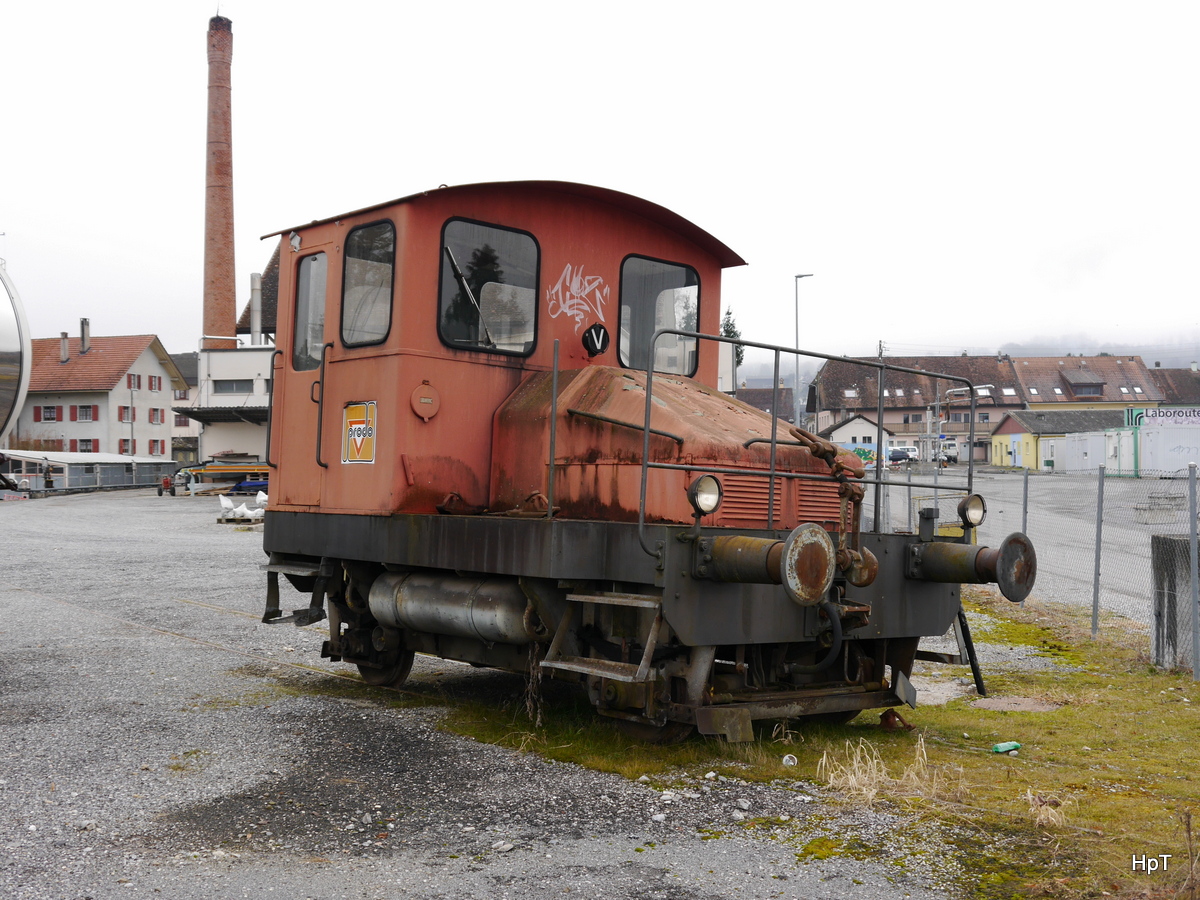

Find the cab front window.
[
  {"left": 438, "top": 219, "right": 538, "bottom": 356},
  {"left": 619, "top": 256, "right": 699, "bottom": 376}
]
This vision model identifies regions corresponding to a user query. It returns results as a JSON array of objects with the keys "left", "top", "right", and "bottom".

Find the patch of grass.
[{"left": 166, "top": 748, "right": 210, "bottom": 774}]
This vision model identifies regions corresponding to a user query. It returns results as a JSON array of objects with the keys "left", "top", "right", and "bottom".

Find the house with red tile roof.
[
  {"left": 2, "top": 322, "right": 186, "bottom": 458},
  {"left": 810, "top": 355, "right": 1025, "bottom": 462},
  {"left": 1008, "top": 355, "right": 1162, "bottom": 409}
]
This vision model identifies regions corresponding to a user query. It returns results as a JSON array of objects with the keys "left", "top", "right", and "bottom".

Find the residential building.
[
  {"left": 988, "top": 409, "right": 1125, "bottom": 470},
  {"left": 3, "top": 323, "right": 186, "bottom": 459},
  {"left": 1145, "top": 363, "right": 1200, "bottom": 407},
  {"left": 736, "top": 385, "right": 795, "bottom": 423},
  {"left": 1008, "top": 356, "right": 1163, "bottom": 410},
  {"left": 811, "top": 356, "right": 1025, "bottom": 462},
  {"left": 170, "top": 352, "right": 200, "bottom": 466},
  {"left": 817, "top": 414, "right": 893, "bottom": 468}
]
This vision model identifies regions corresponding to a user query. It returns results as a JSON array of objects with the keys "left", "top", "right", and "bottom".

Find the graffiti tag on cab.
[{"left": 547, "top": 264, "right": 609, "bottom": 333}]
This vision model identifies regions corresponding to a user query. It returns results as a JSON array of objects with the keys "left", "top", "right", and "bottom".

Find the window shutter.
[
  {"left": 132, "top": 440, "right": 137, "bottom": 455},
  {"left": 132, "top": 407, "right": 136, "bottom": 422},
  {"left": 70, "top": 405, "right": 78, "bottom": 421},
  {"left": 93, "top": 405, "right": 99, "bottom": 420},
  {"left": 56, "top": 406, "right": 63, "bottom": 421},
  {"left": 33, "top": 406, "right": 41, "bottom": 422},
  {"left": 94, "top": 440, "right": 100, "bottom": 453},
  {"left": 70, "top": 439, "right": 78, "bottom": 452}
]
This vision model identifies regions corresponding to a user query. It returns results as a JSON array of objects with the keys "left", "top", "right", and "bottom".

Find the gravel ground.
[{"left": 0, "top": 490, "right": 978, "bottom": 899}]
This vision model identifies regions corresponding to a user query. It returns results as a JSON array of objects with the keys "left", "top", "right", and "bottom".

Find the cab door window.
[
  {"left": 341, "top": 221, "right": 394, "bottom": 346},
  {"left": 292, "top": 252, "right": 327, "bottom": 371},
  {"left": 619, "top": 256, "right": 699, "bottom": 376}
]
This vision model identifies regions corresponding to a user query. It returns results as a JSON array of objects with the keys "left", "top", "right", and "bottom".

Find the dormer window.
[
  {"left": 1001, "top": 388, "right": 1016, "bottom": 397},
  {"left": 844, "top": 389, "right": 858, "bottom": 399}
]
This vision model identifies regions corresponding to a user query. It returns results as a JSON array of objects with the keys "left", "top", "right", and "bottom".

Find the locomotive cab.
[{"left": 262, "top": 181, "right": 1035, "bottom": 741}]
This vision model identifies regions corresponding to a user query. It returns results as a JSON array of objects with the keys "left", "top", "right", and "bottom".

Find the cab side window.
[
  {"left": 341, "top": 221, "right": 394, "bottom": 346},
  {"left": 438, "top": 219, "right": 538, "bottom": 356},
  {"left": 293, "top": 252, "right": 327, "bottom": 371},
  {"left": 619, "top": 256, "right": 699, "bottom": 376}
]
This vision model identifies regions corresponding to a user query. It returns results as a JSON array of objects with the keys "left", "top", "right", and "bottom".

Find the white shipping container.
[{"left": 1138, "top": 424, "right": 1200, "bottom": 475}]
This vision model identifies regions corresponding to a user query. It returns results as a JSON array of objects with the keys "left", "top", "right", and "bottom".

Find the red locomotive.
[{"left": 261, "top": 181, "right": 1034, "bottom": 741}]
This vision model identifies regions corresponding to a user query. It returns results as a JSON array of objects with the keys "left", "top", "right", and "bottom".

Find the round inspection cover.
[
  {"left": 410, "top": 382, "right": 441, "bottom": 422},
  {"left": 996, "top": 532, "right": 1037, "bottom": 603},
  {"left": 780, "top": 523, "right": 837, "bottom": 607}
]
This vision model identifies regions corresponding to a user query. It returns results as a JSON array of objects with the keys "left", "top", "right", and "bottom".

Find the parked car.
[
  {"left": 892, "top": 446, "right": 919, "bottom": 460},
  {"left": 888, "top": 448, "right": 917, "bottom": 467}
]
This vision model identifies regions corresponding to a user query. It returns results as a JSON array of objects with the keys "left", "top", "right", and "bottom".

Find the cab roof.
[{"left": 264, "top": 180, "right": 746, "bottom": 269}]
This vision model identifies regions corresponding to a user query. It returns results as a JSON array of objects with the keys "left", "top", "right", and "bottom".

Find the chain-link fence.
[{"left": 860, "top": 462, "right": 1200, "bottom": 673}]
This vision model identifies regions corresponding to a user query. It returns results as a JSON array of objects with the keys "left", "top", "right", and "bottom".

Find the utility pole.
[{"left": 794, "top": 275, "right": 812, "bottom": 425}]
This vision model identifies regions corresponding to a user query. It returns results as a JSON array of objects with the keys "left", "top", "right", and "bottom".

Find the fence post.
[
  {"left": 1190, "top": 463, "right": 1199, "bottom": 680},
  {"left": 906, "top": 469, "right": 913, "bottom": 532},
  {"left": 1092, "top": 464, "right": 1106, "bottom": 638},
  {"left": 1022, "top": 467, "right": 1029, "bottom": 535}
]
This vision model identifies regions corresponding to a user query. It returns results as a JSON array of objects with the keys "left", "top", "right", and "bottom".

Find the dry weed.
[
  {"left": 771, "top": 720, "right": 803, "bottom": 745},
  {"left": 1024, "top": 789, "right": 1069, "bottom": 828},
  {"left": 818, "top": 735, "right": 964, "bottom": 806},
  {"left": 817, "top": 739, "right": 890, "bottom": 804},
  {"left": 1179, "top": 809, "right": 1200, "bottom": 898},
  {"left": 897, "top": 735, "right": 965, "bottom": 803}
]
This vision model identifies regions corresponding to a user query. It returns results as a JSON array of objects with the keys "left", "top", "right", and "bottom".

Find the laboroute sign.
[{"left": 1126, "top": 408, "right": 1200, "bottom": 427}]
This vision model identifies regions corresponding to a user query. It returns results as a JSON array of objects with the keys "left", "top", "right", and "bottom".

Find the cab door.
[{"left": 272, "top": 249, "right": 331, "bottom": 508}]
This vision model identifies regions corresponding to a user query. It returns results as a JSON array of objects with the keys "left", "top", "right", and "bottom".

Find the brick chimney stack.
[{"left": 203, "top": 16, "right": 236, "bottom": 350}]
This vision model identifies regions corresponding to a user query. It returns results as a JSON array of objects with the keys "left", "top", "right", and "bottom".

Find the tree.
[{"left": 721, "top": 308, "right": 744, "bottom": 366}]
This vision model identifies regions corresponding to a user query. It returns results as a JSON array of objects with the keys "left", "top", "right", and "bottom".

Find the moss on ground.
[{"left": 233, "top": 592, "right": 1199, "bottom": 899}]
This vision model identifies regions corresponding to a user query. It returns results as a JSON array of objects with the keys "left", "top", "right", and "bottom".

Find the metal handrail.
[
  {"left": 635, "top": 330, "right": 978, "bottom": 559},
  {"left": 265, "top": 349, "right": 282, "bottom": 468},
  {"left": 313, "top": 342, "right": 333, "bottom": 469}
]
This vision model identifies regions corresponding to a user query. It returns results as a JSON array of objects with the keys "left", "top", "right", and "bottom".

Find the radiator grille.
[
  {"left": 798, "top": 481, "right": 842, "bottom": 524},
  {"left": 720, "top": 475, "right": 776, "bottom": 523},
  {"left": 715, "top": 474, "right": 844, "bottom": 527}
]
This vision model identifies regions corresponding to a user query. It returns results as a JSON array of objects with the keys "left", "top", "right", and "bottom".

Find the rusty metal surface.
[
  {"left": 493, "top": 366, "right": 843, "bottom": 527},
  {"left": 908, "top": 532, "right": 1037, "bottom": 603},
  {"left": 707, "top": 535, "right": 783, "bottom": 584},
  {"left": 780, "top": 524, "right": 837, "bottom": 606},
  {"left": 981, "top": 532, "right": 1038, "bottom": 603}
]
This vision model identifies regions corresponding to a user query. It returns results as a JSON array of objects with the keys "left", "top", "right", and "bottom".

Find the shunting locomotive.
[{"left": 260, "top": 181, "right": 1035, "bottom": 741}]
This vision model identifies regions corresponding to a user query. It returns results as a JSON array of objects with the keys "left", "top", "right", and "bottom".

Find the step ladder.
[
  {"left": 540, "top": 592, "right": 663, "bottom": 683},
  {"left": 261, "top": 554, "right": 328, "bottom": 626}
]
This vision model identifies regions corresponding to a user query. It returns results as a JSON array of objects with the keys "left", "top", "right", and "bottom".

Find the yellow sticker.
[{"left": 342, "top": 401, "right": 377, "bottom": 464}]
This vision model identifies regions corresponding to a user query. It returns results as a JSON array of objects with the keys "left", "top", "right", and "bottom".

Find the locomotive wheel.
[
  {"left": 356, "top": 650, "right": 415, "bottom": 688},
  {"left": 610, "top": 645, "right": 716, "bottom": 744}
]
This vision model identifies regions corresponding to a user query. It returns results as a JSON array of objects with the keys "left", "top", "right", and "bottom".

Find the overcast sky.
[{"left": 2, "top": 2, "right": 1197, "bottom": 368}]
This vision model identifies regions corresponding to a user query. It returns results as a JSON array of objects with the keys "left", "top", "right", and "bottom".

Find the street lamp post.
[{"left": 794, "top": 274, "right": 812, "bottom": 424}]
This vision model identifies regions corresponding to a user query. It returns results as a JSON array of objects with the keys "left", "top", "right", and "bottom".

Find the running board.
[{"left": 540, "top": 592, "right": 662, "bottom": 683}]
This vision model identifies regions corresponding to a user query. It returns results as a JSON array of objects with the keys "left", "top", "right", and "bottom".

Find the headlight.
[
  {"left": 687, "top": 475, "right": 723, "bottom": 516},
  {"left": 958, "top": 494, "right": 987, "bottom": 528}
]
